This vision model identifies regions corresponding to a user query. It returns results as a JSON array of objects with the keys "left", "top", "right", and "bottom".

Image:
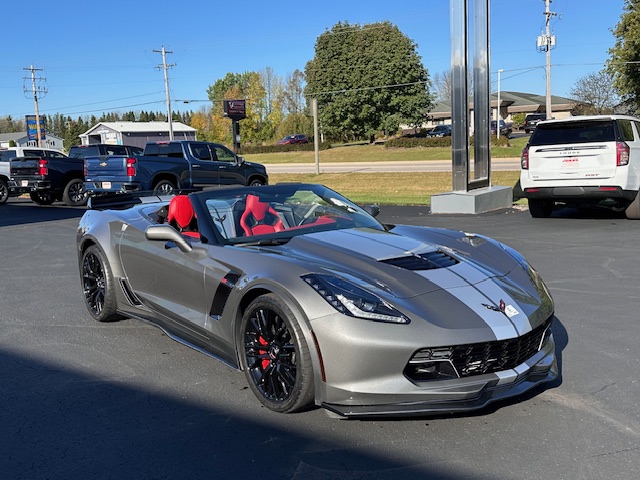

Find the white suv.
[{"left": 520, "top": 115, "right": 640, "bottom": 219}]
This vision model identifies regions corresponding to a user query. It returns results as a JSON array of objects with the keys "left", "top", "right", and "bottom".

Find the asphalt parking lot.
[{"left": 1, "top": 196, "right": 639, "bottom": 480}]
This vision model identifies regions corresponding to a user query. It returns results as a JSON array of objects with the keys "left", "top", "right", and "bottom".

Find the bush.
[
  {"left": 385, "top": 137, "right": 452, "bottom": 148},
  {"left": 385, "top": 135, "right": 511, "bottom": 149}
]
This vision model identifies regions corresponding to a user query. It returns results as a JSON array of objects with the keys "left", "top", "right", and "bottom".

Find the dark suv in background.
[{"left": 524, "top": 113, "right": 547, "bottom": 134}]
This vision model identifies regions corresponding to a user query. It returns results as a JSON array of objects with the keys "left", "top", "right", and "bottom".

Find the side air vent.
[
  {"left": 119, "top": 279, "right": 144, "bottom": 307},
  {"left": 381, "top": 251, "right": 459, "bottom": 271}
]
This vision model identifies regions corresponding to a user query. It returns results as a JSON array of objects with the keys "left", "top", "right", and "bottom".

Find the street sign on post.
[{"left": 223, "top": 100, "right": 246, "bottom": 152}]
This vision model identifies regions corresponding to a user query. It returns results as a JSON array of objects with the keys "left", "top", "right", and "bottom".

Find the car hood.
[{"left": 273, "top": 227, "right": 528, "bottom": 299}]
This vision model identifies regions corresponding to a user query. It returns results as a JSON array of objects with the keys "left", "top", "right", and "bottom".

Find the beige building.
[{"left": 426, "top": 90, "right": 580, "bottom": 129}]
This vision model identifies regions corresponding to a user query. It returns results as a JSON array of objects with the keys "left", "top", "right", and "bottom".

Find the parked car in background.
[
  {"left": 524, "top": 113, "right": 547, "bottom": 134},
  {"left": 426, "top": 125, "right": 452, "bottom": 137},
  {"left": 520, "top": 114, "right": 640, "bottom": 219},
  {"left": 490, "top": 120, "right": 513, "bottom": 138},
  {"left": 277, "top": 134, "right": 308, "bottom": 145}
]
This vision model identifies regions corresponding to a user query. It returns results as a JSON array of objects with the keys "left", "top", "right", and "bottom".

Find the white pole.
[{"left": 497, "top": 68, "right": 503, "bottom": 138}]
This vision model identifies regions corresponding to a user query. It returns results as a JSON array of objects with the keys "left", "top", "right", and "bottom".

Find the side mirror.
[
  {"left": 145, "top": 224, "right": 192, "bottom": 252},
  {"left": 236, "top": 156, "right": 245, "bottom": 165},
  {"left": 363, "top": 204, "right": 380, "bottom": 217}
]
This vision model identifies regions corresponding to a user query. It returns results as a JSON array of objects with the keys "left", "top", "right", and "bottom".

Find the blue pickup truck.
[{"left": 84, "top": 140, "right": 268, "bottom": 196}]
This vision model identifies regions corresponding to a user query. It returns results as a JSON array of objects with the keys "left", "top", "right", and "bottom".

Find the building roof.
[
  {"left": 0, "top": 132, "right": 64, "bottom": 143},
  {"left": 429, "top": 90, "right": 581, "bottom": 118},
  {"left": 0, "top": 132, "right": 26, "bottom": 142},
  {"left": 83, "top": 121, "right": 196, "bottom": 135}
]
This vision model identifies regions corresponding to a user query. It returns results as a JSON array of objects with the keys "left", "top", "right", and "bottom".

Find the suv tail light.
[
  {"left": 38, "top": 159, "right": 48, "bottom": 176},
  {"left": 126, "top": 157, "right": 137, "bottom": 176},
  {"left": 521, "top": 145, "right": 530, "bottom": 170},
  {"left": 616, "top": 141, "right": 630, "bottom": 166}
]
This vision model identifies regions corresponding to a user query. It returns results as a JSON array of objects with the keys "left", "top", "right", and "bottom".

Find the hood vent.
[{"left": 381, "top": 251, "right": 458, "bottom": 271}]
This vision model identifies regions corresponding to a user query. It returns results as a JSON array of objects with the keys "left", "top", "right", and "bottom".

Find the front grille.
[
  {"left": 408, "top": 318, "right": 552, "bottom": 380},
  {"left": 382, "top": 251, "right": 458, "bottom": 270}
]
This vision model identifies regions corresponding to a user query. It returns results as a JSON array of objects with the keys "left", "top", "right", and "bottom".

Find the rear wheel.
[
  {"left": 29, "top": 192, "right": 55, "bottom": 205},
  {"left": 0, "top": 179, "right": 8, "bottom": 204},
  {"left": 152, "top": 179, "right": 175, "bottom": 195},
  {"left": 62, "top": 178, "right": 88, "bottom": 206},
  {"left": 240, "top": 293, "right": 314, "bottom": 413},
  {"left": 81, "top": 245, "right": 120, "bottom": 322},
  {"left": 625, "top": 191, "right": 640, "bottom": 219},
  {"left": 528, "top": 199, "right": 553, "bottom": 218}
]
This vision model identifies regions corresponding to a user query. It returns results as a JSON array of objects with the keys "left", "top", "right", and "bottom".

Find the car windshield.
[
  {"left": 529, "top": 120, "right": 616, "bottom": 146},
  {"left": 195, "top": 183, "right": 385, "bottom": 244}
]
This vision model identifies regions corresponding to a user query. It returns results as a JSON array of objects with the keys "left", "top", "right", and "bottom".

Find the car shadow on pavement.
[{"left": 0, "top": 347, "right": 483, "bottom": 480}]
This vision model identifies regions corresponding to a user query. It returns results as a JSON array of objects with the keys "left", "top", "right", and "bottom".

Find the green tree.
[
  {"left": 304, "top": 21, "right": 433, "bottom": 142},
  {"left": 607, "top": 0, "right": 640, "bottom": 111}
]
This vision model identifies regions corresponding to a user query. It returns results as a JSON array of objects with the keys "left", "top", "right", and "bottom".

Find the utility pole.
[
  {"left": 537, "top": 0, "right": 557, "bottom": 120},
  {"left": 23, "top": 65, "right": 47, "bottom": 148},
  {"left": 497, "top": 68, "right": 503, "bottom": 138},
  {"left": 154, "top": 47, "right": 175, "bottom": 140}
]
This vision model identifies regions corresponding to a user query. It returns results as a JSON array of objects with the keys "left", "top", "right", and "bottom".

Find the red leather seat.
[
  {"left": 240, "top": 194, "right": 285, "bottom": 236},
  {"left": 167, "top": 195, "right": 200, "bottom": 238}
]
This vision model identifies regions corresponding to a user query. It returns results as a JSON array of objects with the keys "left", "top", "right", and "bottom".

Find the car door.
[
  {"left": 119, "top": 222, "right": 212, "bottom": 349},
  {"left": 187, "top": 142, "right": 220, "bottom": 187},
  {"left": 211, "top": 144, "right": 246, "bottom": 186}
]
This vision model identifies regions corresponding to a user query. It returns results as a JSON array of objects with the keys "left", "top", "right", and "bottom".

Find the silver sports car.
[{"left": 77, "top": 183, "right": 557, "bottom": 417}]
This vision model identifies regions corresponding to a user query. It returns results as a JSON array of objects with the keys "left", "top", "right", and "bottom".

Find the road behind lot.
[
  {"left": 265, "top": 157, "right": 521, "bottom": 173},
  {"left": 1, "top": 197, "right": 639, "bottom": 480}
]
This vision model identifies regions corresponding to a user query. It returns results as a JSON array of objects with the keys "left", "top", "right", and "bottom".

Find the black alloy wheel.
[
  {"left": 241, "top": 294, "right": 314, "bottom": 413},
  {"left": 81, "top": 245, "right": 120, "bottom": 322},
  {"left": 63, "top": 178, "right": 88, "bottom": 206},
  {"left": 153, "top": 179, "right": 175, "bottom": 195},
  {"left": 0, "top": 179, "right": 8, "bottom": 204}
]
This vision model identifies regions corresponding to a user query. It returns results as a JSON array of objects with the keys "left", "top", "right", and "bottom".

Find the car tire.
[
  {"left": 249, "top": 178, "right": 265, "bottom": 187},
  {"left": 29, "top": 192, "right": 55, "bottom": 205},
  {"left": 0, "top": 179, "right": 9, "bottom": 204},
  {"left": 62, "top": 178, "right": 88, "bottom": 206},
  {"left": 81, "top": 244, "right": 121, "bottom": 322},
  {"left": 625, "top": 191, "right": 640, "bottom": 219},
  {"left": 240, "top": 293, "right": 315, "bottom": 413},
  {"left": 152, "top": 179, "right": 175, "bottom": 195},
  {"left": 528, "top": 199, "right": 553, "bottom": 218}
]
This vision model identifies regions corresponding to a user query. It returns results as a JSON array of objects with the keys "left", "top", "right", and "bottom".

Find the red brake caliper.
[{"left": 258, "top": 337, "right": 270, "bottom": 370}]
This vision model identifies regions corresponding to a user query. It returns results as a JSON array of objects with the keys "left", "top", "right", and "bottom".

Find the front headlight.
[{"left": 302, "top": 274, "right": 410, "bottom": 324}]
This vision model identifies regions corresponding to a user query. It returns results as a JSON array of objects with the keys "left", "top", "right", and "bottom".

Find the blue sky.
[{"left": 0, "top": 0, "right": 625, "bottom": 119}]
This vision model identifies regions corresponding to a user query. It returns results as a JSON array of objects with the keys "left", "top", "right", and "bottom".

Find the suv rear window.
[{"left": 529, "top": 120, "right": 616, "bottom": 146}]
